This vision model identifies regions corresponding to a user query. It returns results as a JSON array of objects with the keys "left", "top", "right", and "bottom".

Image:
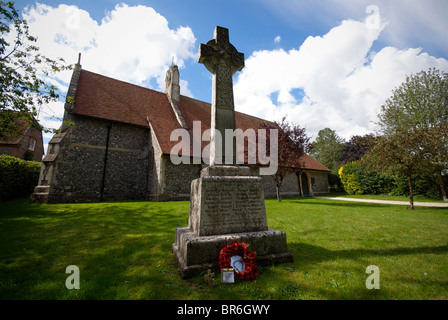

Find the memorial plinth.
[
  {"left": 173, "top": 166, "right": 293, "bottom": 278},
  {"left": 189, "top": 166, "right": 268, "bottom": 236}
]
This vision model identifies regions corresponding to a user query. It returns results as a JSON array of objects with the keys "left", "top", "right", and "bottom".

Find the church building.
[{"left": 30, "top": 59, "right": 330, "bottom": 203}]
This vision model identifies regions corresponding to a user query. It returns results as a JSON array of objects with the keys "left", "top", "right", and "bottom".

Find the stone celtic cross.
[{"left": 198, "top": 26, "right": 244, "bottom": 165}]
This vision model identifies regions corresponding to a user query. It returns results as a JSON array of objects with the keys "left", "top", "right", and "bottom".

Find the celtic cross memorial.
[
  {"left": 173, "top": 26, "right": 292, "bottom": 278},
  {"left": 198, "top": 26, "right": 244, "bottom": 165}
]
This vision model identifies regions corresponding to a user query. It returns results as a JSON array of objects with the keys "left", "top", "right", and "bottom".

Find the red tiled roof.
[
  {"left": 298, "top": 153, "right": 332, "bottom": 172},
  {"left": 0, "top": 118, "right": 29, "bottom": 144},
  {"left": 73, "top": 70, "right": 180, "bottom": 155},
  {"left": 72, "top": 69, "right": 330, "bottom": 172}
]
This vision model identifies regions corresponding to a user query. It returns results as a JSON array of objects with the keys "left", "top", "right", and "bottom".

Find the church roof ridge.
[{"left": 79, "top": 69, "right": 164, "bottom": 95}]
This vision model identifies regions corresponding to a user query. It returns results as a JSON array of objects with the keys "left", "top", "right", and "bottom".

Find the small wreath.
[{"left": 218, "top": 242, "right": 257, "bottom": 280}]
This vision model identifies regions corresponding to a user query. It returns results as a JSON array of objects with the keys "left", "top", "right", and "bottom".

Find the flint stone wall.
[
  {"left": 48, "top": 115, "right": 152, "bottom": 202},
  {"left": 161, "top": 156, "right": 202, "bottom": 199},
  {"left": 309, "top": 170, "right": 329, "bottom": 194}
]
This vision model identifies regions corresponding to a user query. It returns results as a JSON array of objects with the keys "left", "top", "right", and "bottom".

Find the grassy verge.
[{"left": 0, "top": 197, "right": 447, "bottom": 299}]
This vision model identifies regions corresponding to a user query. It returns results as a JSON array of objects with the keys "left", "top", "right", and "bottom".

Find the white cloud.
[
  {"left": 21, "top": 3, "right": 197, "bottom": 154},
  {"left": 37, "top": 99, "right": 65, "bottom": 134},
  {"left": 260, "top": 0, "right": 448, "bottom": 56},
  {"left": 179, "top": 79, "right": 193, "bottom": 97},
  {"left": 22, "top": 3, "right": 197, "bottom": 90},
  {"left": 234, "top": 17, "right": 448, "bottom": 141}
]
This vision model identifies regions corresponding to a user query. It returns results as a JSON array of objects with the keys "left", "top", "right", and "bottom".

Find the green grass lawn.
[{"left": 0, "top": 197, "right": 447, "bottom": 300}]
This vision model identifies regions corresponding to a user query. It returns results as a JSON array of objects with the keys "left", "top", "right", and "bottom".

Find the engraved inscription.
[{"left": 199, "top": 177, "right": 268, "bottom": 235}]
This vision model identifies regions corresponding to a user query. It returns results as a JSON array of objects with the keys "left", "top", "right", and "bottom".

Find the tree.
[
  {"left": 364, "top": 127, "right": 428, "bottom": 209},
  {"left": 378, "top": 68, "right": 448, "bottom": 134},
  {"left": 377, "top": 68, "right": 448, "bottom": 201},
  {"left": 421, "top": 123, "right": 448, "bottom": 200},
  {"left": 340, "top": 134, "right": 377, "bottom": 165},
  {"left": 0, "top": 1, "right": 71, "bottom": 137},
  {"left": 259, "top": 116, "right": 312, "bottom": 201},
  {"left": 310, "top": 128, "right": 345, "bottom": 172}
]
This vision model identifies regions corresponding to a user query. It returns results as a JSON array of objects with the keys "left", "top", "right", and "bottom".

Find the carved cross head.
[{"left": 198, "top": 26, "right": 244, "bottom": 75}]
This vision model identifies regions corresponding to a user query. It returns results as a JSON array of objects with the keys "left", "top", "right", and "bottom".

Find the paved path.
[{"left": 316, "top": 196, "right": 448, "bottom": 208}]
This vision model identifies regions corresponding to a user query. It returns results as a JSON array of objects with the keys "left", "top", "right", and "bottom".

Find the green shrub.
[
  {"left": 356, "top": 170, "right": 394, "bottom": 195},
  {"left": 339, "top": 161, "right": 394, "bottom": 195},
  {"left": 338, "top": 163, "right": 364, "bottom": 195},
  {"left": 0, "top": 155, "right": 41, "bottom": 201},
  {"left": 391, "top": 175, "right": 444, "bottom": 199},
  {"left": 23, "top": 150, "right": 35, "bottom": 161}
]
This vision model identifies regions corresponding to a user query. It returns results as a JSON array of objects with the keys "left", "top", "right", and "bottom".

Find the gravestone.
[{"left": 173, "top": 26, "right": 293, "bottom": 278}]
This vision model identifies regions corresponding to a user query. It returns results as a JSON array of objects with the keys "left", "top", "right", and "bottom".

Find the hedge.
[
  {"left": 338, "top": 161, "right": 394, "bottom": 195},
  {"left": 338, "top": 160, "right": 445, "bottom": 199},
  {"left": 0, "top": 155, "right": 41, "bottom": 201}
]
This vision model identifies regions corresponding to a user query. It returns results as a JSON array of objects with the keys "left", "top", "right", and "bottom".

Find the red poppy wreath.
[{"left": 218, "top": 242, "right": 257, "bottom": 280}]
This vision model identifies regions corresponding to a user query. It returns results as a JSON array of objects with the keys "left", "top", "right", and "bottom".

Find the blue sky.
[{"left": 10, "top": 0, "right": 448, "bottom": 152}]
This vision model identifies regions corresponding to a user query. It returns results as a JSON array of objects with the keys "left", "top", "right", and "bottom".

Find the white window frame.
[{"left": 28, "top": 138, "right": 36, "bottom": 151}]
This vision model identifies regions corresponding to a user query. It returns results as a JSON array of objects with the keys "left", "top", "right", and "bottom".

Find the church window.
[{"left": 29, "top": 138, "right": 36, "bottom": 151}]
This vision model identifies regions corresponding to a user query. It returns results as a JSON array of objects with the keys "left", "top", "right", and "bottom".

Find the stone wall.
[
  {"left": 147, "top": 126, "right": 163, "bottom": 198},
  {"left": 159, "top": 161, "right": 303, "bottom": 200},
  {"left": 261, "top": 171, "right": 300, "bottom": 198},
  {"left": 161, "top": 156, "right": 202, "bottom": 200},
  {"left": 158, "top": 162, "right": 331, "bottom": 201},
  {"left": 308, "top": 170, "right": 330, "bottom": 194},
  {"left": 45, "top": 115, "right": 152, "bottom": 202}
]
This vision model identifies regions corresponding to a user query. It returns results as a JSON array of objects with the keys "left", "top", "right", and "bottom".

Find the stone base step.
[
  {"left": 29, "top": 192, "right": 49, "bottom": 204},
  {"left": 33, "top": 185, "right": 50, "bottom": 194},
  {"left": 173, "top": 227, "right": 293, "bottom": 279}
]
